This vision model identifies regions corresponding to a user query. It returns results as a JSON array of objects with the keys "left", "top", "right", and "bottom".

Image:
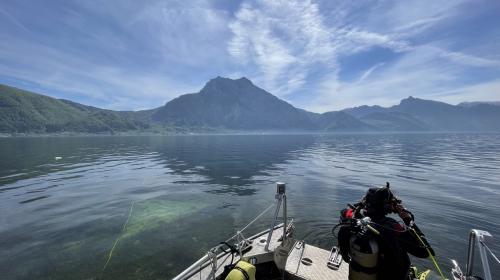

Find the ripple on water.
[{"left": 0, "top": 134, "right": 499, "bottom": 279}]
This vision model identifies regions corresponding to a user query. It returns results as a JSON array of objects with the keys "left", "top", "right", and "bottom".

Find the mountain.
[
  {"left": 151, "top": 77, "right": 315, "bottom": 130},
  {"left": 342, "top": 105, "right": 386, "bottom": 118},
  {"left": 359, "top": 111, "right": 428, "bottom": 131},
  {"left": 0, "top": 84, "right": 149, "bottom": 133},
  {"left": 1, "top": 78, "right": 500, "bottom": 134},
  {"left": 342, "top": 96, "right": 500, "bottom": 131},
  {"left": 317, "top": 111, "right": 373, "bottom": 131},
  {"left": 458, "top": 101, "right": 500, "bottom": 107},
  {"left": 152, "top": 77, "right": 372, "bottom": 131},
  {"left": 392, "top": 97, "right": 473, "bottom": 130},
  {"left": 343, "top": 101, "right": 431, "bottom": 131},
  {"left": 460, "top": 103, "right": 500, "bottom": 131},
  {"left": 390, "top": 97, "right": 500, "bottom": 130}
]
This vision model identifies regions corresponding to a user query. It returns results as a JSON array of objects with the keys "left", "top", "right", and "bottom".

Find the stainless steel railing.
[{"left": 465, "top": 229, "right": 493, "bottom": 280}]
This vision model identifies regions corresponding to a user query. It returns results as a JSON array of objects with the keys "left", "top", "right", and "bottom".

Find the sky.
[{"left": 0, "top": 0, "right": 499, "bottom": 112}]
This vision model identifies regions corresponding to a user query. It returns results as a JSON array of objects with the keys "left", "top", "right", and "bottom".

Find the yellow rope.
[
  {"left": 102, "top": 201, "right": 135, "bottom": 271},
  {"left": 410, "top": 227, "right": 446, "bottom": 280}
]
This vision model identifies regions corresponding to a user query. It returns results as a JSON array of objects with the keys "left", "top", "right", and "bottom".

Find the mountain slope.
[
  {"left": 152, "top": 77, "right": 315, "bottom": 130},
  {"left": 462, "top": 103, "right": 500, "bottom": 131},
  {"left": 391, "top": 97, "right": 470, "bottom": 130},
  {"left": 343, "top": 96, "right": 500, "bottom": 131},
  {"left": 360, "top": 111, "right": 428, "bottom": 131},
  {"left": 342, "top": 105, "right": 386, "bottom": 118},
  {"left": 390, "top": 97, "right": 499, "bottom": 131},
  {"left": 458, "top": 101, "right": 500, "bottom": 107},
  {"left": 1, "top": 78, "right": 500, "bottom": 134},
  {"left": 0, "top": 84, "right": 149, "bottom": 133},
  {"left": 317, "top": 111, "right": 373, "bottom": 131}
]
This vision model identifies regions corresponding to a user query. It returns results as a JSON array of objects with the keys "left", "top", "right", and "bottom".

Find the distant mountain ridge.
[
  {"left": 458, "top": 101, "right": 500, "bottom": 107},
  {"left": 343, "top": 96, "right": 500, "bottom": 131},
  {"left": 1, "top": 78, "right": 499, "bottom": 134}
]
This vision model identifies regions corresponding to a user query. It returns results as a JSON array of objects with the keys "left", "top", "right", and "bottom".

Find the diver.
[{"left": 336, "top": 183, "right": 435, "bottom": 280}]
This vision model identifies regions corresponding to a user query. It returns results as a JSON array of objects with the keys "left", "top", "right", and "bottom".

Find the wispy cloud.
[
  {"left": 358, "top": 63, "right": 385, "bottom": 83},
  {"left": 131, "top": 0, "right": 230, "bottom": 66},
  {"left": 0, "top": 0, "right": 227, "bottom": 110},
  {"left": 0, "top": 6, "right": 30, "bottom": 33},
  {"left": 228, "top": 0, "right": 335, "bottom": 96},
  {"left": 227, "top": 0, "right": 500, "bottom": 109},
  {"left": 435, "top": 79, "right": 500, "bottom": 104},
  {"left": 306, "top": 44, "right": 500, "bottom": 112},
  {"left": 0, "top": 0, "right": 499, "bottom": 111},
  {"left": 0, "top": 31, "right": 200, "bottom": 110}
]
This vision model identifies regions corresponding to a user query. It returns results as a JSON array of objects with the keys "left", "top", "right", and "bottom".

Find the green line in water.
[{"left": 102, "top": 201, "right": 135, "bottom": 271}]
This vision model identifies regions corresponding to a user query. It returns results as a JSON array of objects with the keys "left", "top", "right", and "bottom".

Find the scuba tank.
[
  {"left": 337, "top": 200, "right": 381, "bottom": 280},
  {"left": 348, "top": 218, "right": 380, "bottom": 280}
]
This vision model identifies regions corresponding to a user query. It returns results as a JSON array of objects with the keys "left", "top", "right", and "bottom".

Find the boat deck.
[
  {"left": 185, "top": 226, "right": 283, "bottom": 280},
  {"left": 184, "top": 226, "right": 349, "bottom": 280},
  {"left": 285, "top": 242, "right": 348, "bottom": 280}
]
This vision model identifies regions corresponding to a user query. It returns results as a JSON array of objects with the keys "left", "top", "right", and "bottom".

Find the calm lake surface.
[{"left": 0, "top": 134, "right": 499, "bottom": 279}]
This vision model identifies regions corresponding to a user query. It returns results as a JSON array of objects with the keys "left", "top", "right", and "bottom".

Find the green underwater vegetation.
[
  {"left": 120, "top": 198, "right": 208, "bottom": 239},
  {"left": 6, "top": 197, "right": 211, "bottom": 280}
]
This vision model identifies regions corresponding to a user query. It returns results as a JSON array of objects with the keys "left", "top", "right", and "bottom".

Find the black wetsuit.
[{"left": 338, "top": 216, "right": 434, "bottom": 280}]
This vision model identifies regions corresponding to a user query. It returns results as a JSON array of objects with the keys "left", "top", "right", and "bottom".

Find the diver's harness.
[{"left": 333, "top": 204, "right": 384, "bottom": 279}]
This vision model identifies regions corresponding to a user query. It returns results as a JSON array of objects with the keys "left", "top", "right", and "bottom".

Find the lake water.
[{"left": 0, "top": 134, "right": 499, "bottom": 279}]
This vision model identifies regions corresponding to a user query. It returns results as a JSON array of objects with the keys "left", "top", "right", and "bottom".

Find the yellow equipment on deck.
[{"left": 225, "top": 260, "right": 256, "bottom": 280}]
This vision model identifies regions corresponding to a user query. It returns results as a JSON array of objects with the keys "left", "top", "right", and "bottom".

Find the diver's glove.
[{"left": 395, "top": 204, "right": 414, "bottom": 226}]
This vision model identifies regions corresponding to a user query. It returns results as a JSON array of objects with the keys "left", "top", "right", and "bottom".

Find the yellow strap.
[
  {"left": 418, "top": 269, "right": 431, "bottom": 280},
  {"left": 410, "top": 228, "right": 446, "bottom": 280}
]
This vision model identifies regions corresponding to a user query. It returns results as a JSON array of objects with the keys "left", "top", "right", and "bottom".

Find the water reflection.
[
  {"left": 151, "top": 135, "right": 316, "bottom": 194},
  {"left": 0, "top": 134, "right": 499, "bottom": 279}
]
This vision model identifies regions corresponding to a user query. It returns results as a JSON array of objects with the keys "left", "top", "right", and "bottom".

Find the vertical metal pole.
[
  {"left": 264, "top": 197, "right": 282, "bottom": 251},
  {"left": 466, "top": 230, "right": 493, "bottom": 280},
  {"left": 466, "top": 231, "right": 476, "bottom": 276},
  {"left": 277, "top": 182, "right": 287, "bottom": 242},
  {"left": 265, "top": 182, "right": 286, "bottom": 251},
  {"left": 208, "top": 250, "right": 217, "bottom": 280},
  {"left": 283, "top": 194, "right": 287, "bottom": 241}
]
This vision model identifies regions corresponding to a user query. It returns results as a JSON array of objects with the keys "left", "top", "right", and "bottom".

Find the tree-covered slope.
[{"left": 0, "top": 84, "right": 148, "bottom": 133}]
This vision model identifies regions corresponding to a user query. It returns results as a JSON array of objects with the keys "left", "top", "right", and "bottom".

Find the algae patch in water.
[
  {"left": 120, "top": 198, "right": 208, "bottom": 239},
  {"left": 35, "top": 197, "right": 209, "bottom": 280},
  {"left": 99, "top": 197, "right": 210, "bottom": 278}
]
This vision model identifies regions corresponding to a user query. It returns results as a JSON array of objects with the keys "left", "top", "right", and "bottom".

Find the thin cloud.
[
  {"left": 306, "top": 44, "right": 500, "bottom": 112},
  {"left": 294, "top": 0, "right": 500, "bottom": 112},
  {"left": 227, "top": 0, "right": 499, "bottom": 109},
  {"left": 0, "top": 34, "right": 198, "bottom": 110},
  {"left": 0, "top": 0, "right": 221, "bottom": 110},
  {"left": 0, "top": 6, "right": 30, "bottom": 33},
  {"left": 358, "top": 63, "right": 385, "bottom": 83},
  {"left": 228, "top": 0, "right": 335, "bottom": 97},
  {"left": 0, "top": 0, "right": 499, "bottom": 111},
  {"left": 434, "top": 80, "right": 500, "bottom": 105}
]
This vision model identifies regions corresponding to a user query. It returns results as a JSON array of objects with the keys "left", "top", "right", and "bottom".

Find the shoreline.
[{"left": 1, "top": 130, "right": 499, "bottom": 138}]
